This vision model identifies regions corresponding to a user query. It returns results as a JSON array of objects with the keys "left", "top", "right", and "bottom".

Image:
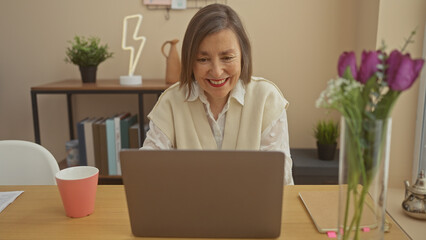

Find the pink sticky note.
[
  {"left": 327, "top": 231, "right": 337, "bottom": 238},
  {"left": 362, "top": 227, "right": 370, "bottom": 232}
]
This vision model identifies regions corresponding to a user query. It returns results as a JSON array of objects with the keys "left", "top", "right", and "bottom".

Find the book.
[
  {"left": 98, "top": 119, "right": 109, "bottom": 175},
  {"left": 84, "top": 118, "right": 98, "bottom": 167},
  {"left": 106, "top": 115, "right": 118, "bottom": 175},
  {"left": 106, "top": 113, "right": 130, "bottom": 175},
  {"left": 129, "top": 123, "right": 140, "bottom": 149},
  {"left": 114, "top": 113, "right": 131, "bottom": 175},
  {"left": 92, "top": 118, "right": 104, "bottom": 171},
  {"left": 120, "top": 115, "right": 138, "bottom": 149},
  {"left": 76, "top": 117, "right": 89, "bottom": 166},
  {"left": 298, "top": 190, "right": 377, "bottom": 233}
]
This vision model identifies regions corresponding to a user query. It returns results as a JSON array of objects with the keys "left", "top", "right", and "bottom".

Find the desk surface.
[
  {"left": 31, "top": 79, "right": 171, "bottom": 91},
  {"left": 0, "top": 185, "right": 408, "bottom": 240},
  {"left": 386, "top": 187, "right": 425, "bottom": 240}
]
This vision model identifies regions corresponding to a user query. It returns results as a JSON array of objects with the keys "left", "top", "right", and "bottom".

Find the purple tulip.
[
  {"left": 338, "top": 52, "right": 357, "bottom": 79},
  {"left": 386, "top": 50, "right": 425, "bottom": 91},
  {"left": 358, "top": 51, "right": 381, "bottom": 83}
]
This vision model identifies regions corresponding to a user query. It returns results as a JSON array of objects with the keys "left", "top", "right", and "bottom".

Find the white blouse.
[{"left": 142, "top": 80, "right": 294, "bottom": 185}]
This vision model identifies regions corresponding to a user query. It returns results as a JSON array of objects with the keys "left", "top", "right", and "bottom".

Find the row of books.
[{"left": 76, "top": 113, "right": 140, "bottom": 176}]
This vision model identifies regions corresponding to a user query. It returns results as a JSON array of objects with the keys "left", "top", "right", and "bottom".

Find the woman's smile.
[{"left": 207, "top": 77, "right": 229, "bottom": 87}]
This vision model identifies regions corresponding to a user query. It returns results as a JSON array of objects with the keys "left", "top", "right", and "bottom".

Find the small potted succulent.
[
  {"left": 314, "top": 119, "right": 339, "bottom": 160},
  {"left": 65, "top": 35, "right": 113, "bottom": 83}
]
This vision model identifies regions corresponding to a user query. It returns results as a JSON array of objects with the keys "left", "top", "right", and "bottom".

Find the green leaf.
[
  {"left": 374, "top": 90, "right": 400, "bottom": 119},
  {"left": 362, "top": 76, "right": 377, "bottom": 102},
  {"left": 314, "top": 120, "right": 339, "bottom": 144},
  {"left": 65, "top": 35, "right": 114, "bottom": 67},
  {"left": 343, "top": 66, "right": 355, "bottom": 80}
]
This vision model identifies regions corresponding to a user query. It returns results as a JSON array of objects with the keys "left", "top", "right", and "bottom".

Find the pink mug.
[{"left": 55, "top": 166, "right": 99, "bottom": 218}]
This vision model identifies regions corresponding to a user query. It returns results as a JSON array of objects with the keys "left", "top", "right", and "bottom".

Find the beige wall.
[
  {"left": 0, "top": 0, "right": 425, "bottom": 187},
  {"left": 354, "top": 0, "right": 380, "bottom": 52},
  {"left": 376, "top": 0, "right": 426, "bottom": 187}
]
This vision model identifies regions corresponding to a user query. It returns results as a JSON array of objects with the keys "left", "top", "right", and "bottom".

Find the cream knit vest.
[{"left": 148, "top": 77, "right": 287, "bottom": 150}]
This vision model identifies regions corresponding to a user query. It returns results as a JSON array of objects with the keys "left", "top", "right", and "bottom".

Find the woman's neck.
[{"left": 207, "top": 94, "right": 229, "bottom": 120}]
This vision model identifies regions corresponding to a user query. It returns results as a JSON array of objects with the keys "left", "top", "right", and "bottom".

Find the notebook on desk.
[
  {"left": 299, "top": 190, "right": 378, "bottom": 233},
  {"left": 120, "top": 149, "right": 285, "bottom": 238}
]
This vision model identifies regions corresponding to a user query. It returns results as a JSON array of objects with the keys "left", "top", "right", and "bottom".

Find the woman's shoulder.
[
  {"left": 250, "top": 76, "right": 274, "bottom": 83},
  {"left": 246, "top": 76, "right": 289, "bottom": 108},
  {"left": 149, "top": 82, "right": 187, "bottom": 114},
  {"left": 156, "top": 82, "right": 186, "bottom": 102},
  {"left": 247, "top": 76, "right": 284, "bottom": 97}
]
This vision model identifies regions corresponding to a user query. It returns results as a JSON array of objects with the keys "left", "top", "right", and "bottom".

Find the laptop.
[{"left": 120, "top": 149, "right": 285, "bottom": 238}]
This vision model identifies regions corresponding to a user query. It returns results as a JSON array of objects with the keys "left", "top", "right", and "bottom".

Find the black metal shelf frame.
[{"left": 31, "top": 89, "right": 163, "bottom": 146}]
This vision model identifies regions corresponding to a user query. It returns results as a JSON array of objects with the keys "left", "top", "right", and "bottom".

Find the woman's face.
[{"left": 193, "top": 28, "right": 241, "bottom": 104}]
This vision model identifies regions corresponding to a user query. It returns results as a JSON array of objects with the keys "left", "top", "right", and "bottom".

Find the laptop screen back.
[{"left": 120, "top": 150, "right": 285, "bottom": 238}]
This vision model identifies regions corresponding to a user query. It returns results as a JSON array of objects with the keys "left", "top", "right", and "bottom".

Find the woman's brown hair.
[{"left": 180, "top": 3, "right": 252, "bottom": 97}]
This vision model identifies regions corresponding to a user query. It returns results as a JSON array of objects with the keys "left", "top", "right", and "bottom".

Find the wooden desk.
[
  {"left": 386, "top": 187, "right": 425, "bottom": 240},
  {"left": 0, "top": 185, "right": 408, "bottom": 240},
  {"left": 31, "top": 79, "right": 170, "bottom": 145}
]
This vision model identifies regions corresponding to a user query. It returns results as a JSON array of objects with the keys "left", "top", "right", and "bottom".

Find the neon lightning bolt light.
[{"left": 120, "top": 14, "right": 146, "bottom": 85}]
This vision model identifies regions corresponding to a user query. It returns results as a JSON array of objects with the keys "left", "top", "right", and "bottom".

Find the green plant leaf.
[
  {"left": 65, "top": 35, "right": 113, "bottom": 67},
  {"left": 314, "top": 120, "right": 339, "bottom": 145}
]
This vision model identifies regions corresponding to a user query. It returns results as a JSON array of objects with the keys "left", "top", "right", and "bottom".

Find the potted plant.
[
  {"left": 314, "top": 119, "right": 339, "bottom": 160},
  {"left": 65, "top": 35, "right": 113, "bottom": 83}
]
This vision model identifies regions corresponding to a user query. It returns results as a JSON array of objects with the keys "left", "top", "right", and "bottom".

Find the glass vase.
[{"left": 338, "top": 117, "right": 392, "bottom": 240}]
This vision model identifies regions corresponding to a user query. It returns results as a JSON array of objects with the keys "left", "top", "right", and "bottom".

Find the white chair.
[{"left": 0, "top": 140, "right": 60, "bottom": 185}]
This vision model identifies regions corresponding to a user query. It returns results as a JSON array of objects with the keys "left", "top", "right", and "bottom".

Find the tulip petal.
[
  {"left": 385, "top": 51, "right": 400, "bottom": 89},
  {"left": 338, "top": 52, "right": 357, "bottom": 79},
  {"left": 386, "top": 50, "right": 425, "bottom": 91},
  {"left": 413, "top": 59, "right": 425, "bottom": 80},
  {"left": 391, "top": 57, "right": 416, "bottom": 90},
  {"left": 358, "top": 51, "right": 381, "bottom": 83}
]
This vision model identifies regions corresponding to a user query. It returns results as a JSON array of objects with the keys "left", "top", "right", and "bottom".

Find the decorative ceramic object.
[
  {"left": 161, "top": 39, "right": 181, "bottom": 84},
  {"left": 402, "top": 170, "right": 426, "bottom": 219},
  {"left": 120, "top": 14, "right": 146, "bottom": 85}
]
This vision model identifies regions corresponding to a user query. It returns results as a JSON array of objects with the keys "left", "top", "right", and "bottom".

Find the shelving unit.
[
  {"left": 31, "top": 79, "right": 169, "bottom": 145},
  {"left": 291, "top": 148, "right": 339, "bottom": 185},
  {"left": 31, "top": 79, "right": 170, "bottom": 184}
]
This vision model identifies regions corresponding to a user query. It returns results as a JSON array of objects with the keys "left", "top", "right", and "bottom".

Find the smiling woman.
[
  {"left": 192, "top": 29, "right": 241, "bottom": 118},
  {"left": 141, "top": 3, "right": 294, "bottom": 186}
]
